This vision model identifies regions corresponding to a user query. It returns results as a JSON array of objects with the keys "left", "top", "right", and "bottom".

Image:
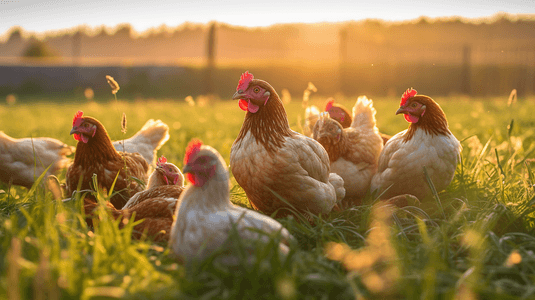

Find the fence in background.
[{"left": 1, "top": 24, "right": 534, "bottom": 99}]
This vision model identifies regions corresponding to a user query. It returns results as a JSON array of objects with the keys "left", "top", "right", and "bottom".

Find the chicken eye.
[
  {"left": 253, "top": 87, "right": 260, "bottom": 93},
  {"left": 411, "top": 103, "right": 418, "bottom": 108}
]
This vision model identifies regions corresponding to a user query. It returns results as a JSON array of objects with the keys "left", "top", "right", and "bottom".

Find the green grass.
[{"left": 1, "top": 94, "right": 535, "bottom": 299}]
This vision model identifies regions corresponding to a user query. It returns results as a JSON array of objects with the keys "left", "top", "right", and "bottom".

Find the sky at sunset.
[{"left": 0, "top": 0, "right": 533, "bottom": 36}]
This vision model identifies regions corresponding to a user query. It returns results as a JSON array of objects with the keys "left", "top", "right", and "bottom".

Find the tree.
[
  {"left": 7, "top": 26, "right": 23, "bottom": 44},
  {"left": 22, "top": 39, "right": 58, "bottom": 58}
]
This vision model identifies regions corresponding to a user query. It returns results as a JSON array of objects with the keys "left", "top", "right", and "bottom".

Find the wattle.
[
  {"left": 238, "top": 99, "right": 260, "bottom": 113},
  {"left": 186, "top": 173, "right": 197, "bottom": 186},
  {"left": 248, "top": 101, "right": 260, "bottom": 113},
  {"left": 171, "top": 174, "right": 180, "bottom": 185},
  {"left": 404, "top": 114, "right": 420, "bottom": 123},
  {"left": 239, "top": 99, "right": 248, "bottom": 111},
  {"left": 74, "top": 133, "right": 89, "bottom": 143}
]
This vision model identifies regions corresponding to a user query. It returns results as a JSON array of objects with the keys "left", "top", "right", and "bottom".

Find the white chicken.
[
  {"left": 230, "top": 71, "right": 345, "bottom": 218},
  {"left": 169, "top": 139, "right": 293, "bottom": 263},
  {"left": 370, "top": 88, "right": 461, "bottom": 200},
  {"left": 0, "top": 131, "right": 74, "bottom": 188}
]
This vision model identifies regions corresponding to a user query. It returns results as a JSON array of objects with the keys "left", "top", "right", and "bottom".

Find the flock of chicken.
[{"left": 0, "top": 71, "right": 461, "bottom": 263}]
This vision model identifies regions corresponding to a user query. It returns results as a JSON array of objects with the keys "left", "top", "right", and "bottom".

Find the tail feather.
[
  {"left": 114, "top": 119, "right": 170, "bottom": 165},
  {"left": 328, "top": 173, "right": 346, "bottom": 203},
  {"left": 134, "top": 119, "right": 170, "bottom": 151},
  {"left": 351, "top": 96, "right": 377, "bottom": 130}
]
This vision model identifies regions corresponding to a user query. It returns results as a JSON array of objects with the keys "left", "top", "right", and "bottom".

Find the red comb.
[
  {"left": 325, "top": 98, "right": 335, "bottom": 111},
  {"left": 237, "top": 71, "right": 253, "bottom": 92},
  {"left": 157, "top": 156, "right": 167, "bottom": 167},
  {"left": 73, "top": 111, "right": 84, "bottom": 126},
  {"left": 400, "top": 88, "right": 417, "bottom": 106},
  {"left": 184, "top": 139, "right": 203, "bottom": 165}
]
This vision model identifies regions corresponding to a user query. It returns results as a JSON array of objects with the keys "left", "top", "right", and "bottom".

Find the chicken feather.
[{"left": 112, "top": 119, "right": 169, "bottom": 166}]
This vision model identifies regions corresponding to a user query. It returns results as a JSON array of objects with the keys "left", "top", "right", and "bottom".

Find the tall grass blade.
[{"left": 423, "top": 166, "right": 446, "bottom": 219}]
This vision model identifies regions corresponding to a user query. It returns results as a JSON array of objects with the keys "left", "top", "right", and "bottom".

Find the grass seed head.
[
  {"left": 106, "top": 75, "right": 120, "bottom": 95},
  {"left": 507, "top": 89, "right": 517, "bottom": 107},
  {"left": 121, "top": 112, "right": 127, "bottom": 134}
]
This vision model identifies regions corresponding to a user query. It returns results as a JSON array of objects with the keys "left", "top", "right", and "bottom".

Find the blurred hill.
[{"left": 0, "top": 14, "right": 534, "bottom": 98}]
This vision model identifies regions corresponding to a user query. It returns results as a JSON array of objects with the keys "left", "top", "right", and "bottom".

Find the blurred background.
[{"left": 0, "top": 1, "right": 533, "bottom": 100}]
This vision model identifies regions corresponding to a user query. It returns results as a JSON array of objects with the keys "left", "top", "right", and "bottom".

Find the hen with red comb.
[
  {"left": 371, "top": 88, "right": 461, "bottom": 201},
  {"left": 231, "top": 72, "right": 345, "bottom": 219},
  {"left": 66, "top": 111, "right": 150, "bottom": 209},
  {"left": 170, "top": 140, "right": 293, "bottom": 264}
]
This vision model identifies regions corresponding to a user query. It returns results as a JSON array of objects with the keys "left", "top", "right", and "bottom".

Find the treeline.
[{"left": 0, "top": 13, "right": 533, "bottom": 64}]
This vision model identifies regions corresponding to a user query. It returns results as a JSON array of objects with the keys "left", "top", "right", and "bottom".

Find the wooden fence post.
[
  {"left": 205, "top": 22, "right": 216, "bottom": 95},
  {"left": 461, "top": 44, "right": 471, "bottom": 95},
  {"left": 72, "top": 31, "right": 81, "bottom": 88}
]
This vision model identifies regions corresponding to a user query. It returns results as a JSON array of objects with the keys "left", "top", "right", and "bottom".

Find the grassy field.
[{"left": 1, "top": 94, "right": 535, "bottom": 299}]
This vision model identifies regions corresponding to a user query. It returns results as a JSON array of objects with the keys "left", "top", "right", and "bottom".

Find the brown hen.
[
  {"left": 371, "top": 88, "right": 461, "bottom": 200},
  {"left": 230, "top": 71, "right": 345, "bottom": 219},
  {"left": 66, "top": 111, "right": 149, "bottom": 209},
  {"left": 122, "top": 155, "right": 184, "bottom": 209}
]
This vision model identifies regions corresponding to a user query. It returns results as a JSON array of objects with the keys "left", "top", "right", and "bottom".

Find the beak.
[
  {"left": 69, "top": 127, "right": 78, "bottom": 135},
  {"left": 395, "top": 107, "right": 406, "bottom": 115},
  {"left": 156, "top": 166, "right": 164, "bottom": 174},
  {"left": 182, "top": 164, "right": 192, "bottom": 174},
  {"left": 232, "top": 91, "right": 246, "bottom": 100}
]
